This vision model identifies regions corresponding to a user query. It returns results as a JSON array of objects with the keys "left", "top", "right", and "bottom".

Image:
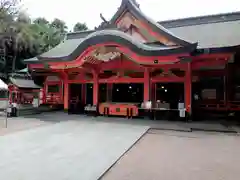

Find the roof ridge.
[
  {"left": 66, "top": 30, "right": 96, "bottom": 40},
  {"left": 67, "top": 30, "right": 95, "bottom": 36},
  {"left": 159, "top": 11, "right": 240, "bottom": 28},
  {"left": 109, "top": 0, "right": 193, "bottom": 46}
]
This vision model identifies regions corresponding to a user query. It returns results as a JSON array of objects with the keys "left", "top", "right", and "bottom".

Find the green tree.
[
  {"left": 33, "top": 17, "right": 49, "bottom": 25},
  {"left": 11, "top": 12, "right": 37, "bottom": 72},
  {"left": 0, "top": 0, "right": 19, "bottom": 32},
  {"left": 51, "top": 18, "right": 67, "bottom": 33},
  {"left": 0, "top": 1, "right": 69, "bottom": 76},
  {"left": 0, "top": 0, "right": 34, "bottom": 74},
  {"left": 31, "top": 22, "right": 62, "bottom": 52},
  {"left": 0, "top": 0, "right": 19, "bottom": 17},
  {"left": 73, "top": 22, "right": 88, "bottom": 32}
]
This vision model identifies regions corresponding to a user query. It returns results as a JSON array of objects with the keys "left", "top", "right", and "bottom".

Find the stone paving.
[
  {"left": 102, "top": 130, "right": 240, "bottom": 180},
  {"left": 91, "top": 115, "right": 238, "bottom": 133},
  {"left": 0, "top": 112, "right": 239, "bottom": 180},
  {"left": 0, "top": 117, "right": 148, "bottom": 180},
  {"left": 0, "top": 117, "right": 53, "bottom": 136},
  {"left": 3, "top": 111, "right": 237, "bottom": 133}
]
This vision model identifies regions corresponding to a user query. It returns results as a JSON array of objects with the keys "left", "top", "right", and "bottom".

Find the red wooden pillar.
[
  {"left": 93, "top": 71, "right": 99, "bottom": 105},
  {"left": 81, "top": 84, "right": 86, "bottom": 105},
  {"left": 185, "top": 63, "right": 192, "bottom": 115},
  {"left": 107, "top": 83, "right": 113, "bottom": 102},
  {"left": 43, "top": 78, "right": 47, "bottom": 104},
  {"left": 63, "top": 73, "right": 69, "bottom": 112},
  {"left": 224, "top": 63, "right": 229, "bottom": 107},
  {"left": 9, "top": 87, "right": 12, "bottom": 104},
  {"left": 144, "top": 68, "right": 150, "bottom": 102},
  {"left": 60, "top": 81, "right": 63, "bottom": 103}
]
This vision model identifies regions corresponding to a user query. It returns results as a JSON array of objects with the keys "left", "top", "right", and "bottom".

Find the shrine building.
[{"left": 24, "top": 0, "right": 240, "bottom": 120}]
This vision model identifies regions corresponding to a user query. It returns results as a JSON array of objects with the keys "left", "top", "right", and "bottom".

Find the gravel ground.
[{"left": 102, "top": 130, "right": 240, "bottom": 180}]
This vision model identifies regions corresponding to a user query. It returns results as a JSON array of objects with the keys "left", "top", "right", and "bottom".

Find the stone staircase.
[{"left": 17, "top": 105, "right": 40, "bottom": 116}]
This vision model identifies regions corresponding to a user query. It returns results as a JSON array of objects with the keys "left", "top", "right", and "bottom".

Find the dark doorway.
[
  {"left": 70, "top": 84, "right": 82, "bottom": 99},
  {"left": 112, "top": 83, "right": 143, "bottom": 103},
  {"left": 69, "top": 84, "right": 84, "bottom": 113},
  {"left": 99, "top": 84, "right": 107, "bottom": 103},
  {"left": 156, "top": 83, "right": 184, "bottom": 109},
  {"left": 192, "top": 76, "right": 224, "bottom": 120},
  {"left": 195, "top": 76, "right": 224, "bottom": 101},
  {"left": 86, "top": 83, "right": 93, "bottom": 105}
]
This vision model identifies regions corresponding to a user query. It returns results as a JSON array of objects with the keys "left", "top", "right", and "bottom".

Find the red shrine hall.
[{"left": 25, "top": 0, "right": 240, "bottom": 120}]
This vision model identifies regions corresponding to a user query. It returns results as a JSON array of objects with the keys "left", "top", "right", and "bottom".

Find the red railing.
[
  {"left": 199, "top": 100, "right": 240, "bottom": 111},
  {"left": 45, "top": 93, "right": 63, "bottom": 104}
]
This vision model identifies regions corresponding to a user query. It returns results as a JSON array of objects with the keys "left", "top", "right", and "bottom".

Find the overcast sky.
[{"left": 21, "top": 0, "right": 240, "bottom": 31}]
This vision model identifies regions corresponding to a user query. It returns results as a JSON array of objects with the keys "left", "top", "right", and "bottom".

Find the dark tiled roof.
[
  {"left": 24, "top": 57, "right": 38, "bottom": 63},
  {"left": 66, "top": 30, "right": 96, "bottom": 40},
  {"left": 17, "top": 68, "right": 28, "bottom": 73},
  {"left": 25, "top": 30, "right": 197, "bottom": 63},
  {"left": 38, "top": 38, "right": 84, "bottom": 59},
  {"left": 24, "top": 31, "right": 96, "bottom": 63},
  {"left": 24, "top": 2, "right": 240, "bottom": 64},
  {"left": 159, "top": 12, "right": 240, "bottom": 48},
  {"left": 159, "top": 11, "right": 240, "bottom": 28},
  {"left": 10, "top": 77, "right": 41, "bottom": 89}
]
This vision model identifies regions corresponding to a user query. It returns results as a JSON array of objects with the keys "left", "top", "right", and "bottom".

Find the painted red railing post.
[
  {"left": 184, "top": 63, "right": 192, "bottom": 116},
  {"left": 63, "top": 72, "right": 69, "bottom": 112},
  {"left": 144, "top": 68, "right": 150, "bottom": 102},
  {"left": 43, "top": 83, "right": 46, "bottom": 104},
  {"left": 224, "top": 63, "right": 229, "bottom": 108},
  {"left": 93, "top": 70, "right": 99, "bottom": 106},
  {"left": 42, "top": 76, "right": 48, "bottom": 104}
]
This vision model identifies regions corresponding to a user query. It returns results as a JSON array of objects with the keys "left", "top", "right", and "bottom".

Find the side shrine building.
[{"left": 24, "top": 0, "right": 240, "bottom": 120}]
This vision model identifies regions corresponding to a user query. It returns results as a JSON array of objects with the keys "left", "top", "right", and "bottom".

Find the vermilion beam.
[
  {"left": 99, "top": 77, "right": 144, "bottom": 83},
  {"left": 151, "top": 76, "right": 184, "bottom": 83}
]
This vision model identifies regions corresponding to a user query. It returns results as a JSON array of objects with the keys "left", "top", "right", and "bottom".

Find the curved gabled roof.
[
  {"left": 9, "top": 77, "right": 40, "bottom": 89},
  {"left": 25, "top": 29, "right": 196, "bottom": 63},
  {"left": 109, "top": 0, "right": 193, "bottom": 46}
]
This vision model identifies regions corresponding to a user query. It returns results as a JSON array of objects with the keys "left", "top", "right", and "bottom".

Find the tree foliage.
[
  {"left": 0, "top": 0, "right": 90, "bottom": 79},
  {"left": 73, "top": 22, "right": 88, "bottom": 32},
  {"left": 0, "top": 0, "right": 80, "bottom": 78},
  {"left": 51, "top": 18, "right": 68, "bottom": 33},
  {"left": 33, "top": 17, "right": 49, "bottom": 25},
  {"left": 0, "top": 0, "right": 19, "bottom": 17}
]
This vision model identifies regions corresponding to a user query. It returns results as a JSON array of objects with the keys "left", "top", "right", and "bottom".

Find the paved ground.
[
  {"left": 102, "top": 130, "right": 240, "bottom": 180},
  {"left": 0, "top": 112, "right": 239, "bottom": 180},
  {"left": 91, "top": 116, "right": 239, "bottom": 133},
  {"left": 0, "top": 117, "right": 53, "bottom": 136},
  {"left": 2, "top": 111, "right": 237, "bottom": 134},
  {"left": 0, "top": 116, "right": 148, "bottom": 180}
]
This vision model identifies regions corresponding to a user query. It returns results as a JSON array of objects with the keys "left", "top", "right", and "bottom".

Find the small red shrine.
[
  {"left": 8, "top": 71, "right": 41, "bottom": 114},
  {"left": 24, "top": 0, "right": 240, "bottom": 120}
]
